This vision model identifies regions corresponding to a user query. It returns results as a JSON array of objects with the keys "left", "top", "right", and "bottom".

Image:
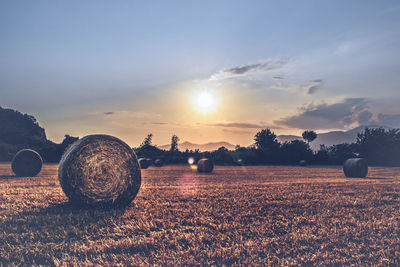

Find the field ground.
[{"left": 1, "top": 163, "right": 400, "bottom": 265}]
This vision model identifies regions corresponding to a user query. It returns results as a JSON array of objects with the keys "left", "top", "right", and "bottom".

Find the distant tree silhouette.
[
  {"left": 302, "top": 130, "right": 317, "bottom": 144},
  {"left": 254, "top": 129, "right": 279, "bottom": 150},
  {"left": 254, "top": 129, "right": 280, "bottom": 164},
  {"left": 140, "top": 134, "right": 153, "bottom": 147},
  {"left": 314, "top": 144, "right": 329, "bottom": 164},
  {"left": 357, "top": 127, "right": 400, "bottom": 166},
  {"left": 328, "top": 143, "right": 357, "bottom": 165},
  {"left": 170, "top": 134, "right": 179, "bottom": 151},
  {"left": 280, "top": 140, "right": 313, "bottom": 164},
  {"left": 212, "top": 146, "right": 235, "bottom": 165},
  {"left": 61, "top": 135, "right": 79, "bottom": 149}
]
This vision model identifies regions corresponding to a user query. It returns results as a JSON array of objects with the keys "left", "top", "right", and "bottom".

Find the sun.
[{"left": 194, "top": 91, "right": 216, "bottom": 113}]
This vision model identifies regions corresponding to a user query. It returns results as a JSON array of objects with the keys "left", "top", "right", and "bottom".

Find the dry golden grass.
[{"left": 1, "top": 163, "right": 400, "bottom": 265}]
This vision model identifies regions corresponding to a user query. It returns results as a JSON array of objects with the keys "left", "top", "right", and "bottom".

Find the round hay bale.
[
  {"left": 197, "top": 158, "right": 214, "bottom": 173},
  {"left": 11, "top": 149, "right": 42, "bottom": 177},
  {"left": 299, "top": 160, "right": 307, "bottom": 166},
  {"left": 343, "top": 158, "right": 368, "bottom": 178},
  {"left": 154, "top": 159, "right": 163, "bottom": 167},
  {"left": 58, "top": 134, "right": 141, "bottom": 207},
  {"left": 138, "top": 158, "right": 148, "bottom": 169}
]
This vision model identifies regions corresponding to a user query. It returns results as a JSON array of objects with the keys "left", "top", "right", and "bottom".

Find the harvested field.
[{"left": 1, "top": 163, "right": 400, "bottom": 265}]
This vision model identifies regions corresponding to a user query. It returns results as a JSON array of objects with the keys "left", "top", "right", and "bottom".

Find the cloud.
[
  {"left": 335, "top": 41, "right": 356, "bottom": 55},
  {"left": 275, "top": 98, "right": 374, "bottom": 130},
  {"left": 272, "top": 76, "right": 284, "bottom": 80},
  {"left": 104, "top": 112, "right": 115, "bottom": 115},
  {"left": 151, "top": 122, "right": 168, "bottom": 125},
  {"left": 207, "top": 122, "right": 281, "bottom": 129},
  {"left": 377, "top": 113, "right": 400, "bottom": 127},
  {"left": 222, "top": 129, "right": 253, "bottom": 134},
  {"left": 306, "top": 79, "right": 323, "bottom": 94},
  {"left": 210, "top": 59, "right": 286, "bottom": 80}
]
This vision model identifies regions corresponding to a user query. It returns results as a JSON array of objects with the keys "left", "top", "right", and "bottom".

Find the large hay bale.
[
  {"left": 299, "top": 160, "right": 307, "bottom": 166},
  {"left": 197, "top": 158, "right": 214, "bottom": 173},
  {"left": 343, "top": 158, "right": 368, "bottom": 178},
  {"left": 11, "top": 149, "right": 42, "bottom": 177},
  {"left": 138, "top": 158, "right": 148, "bottom": 169},
  {"left": 154, "top": 159, "right": 163, "bottom": 167},
  {"left": 58, "top": 135, "right": 141, "bottom": 207}
]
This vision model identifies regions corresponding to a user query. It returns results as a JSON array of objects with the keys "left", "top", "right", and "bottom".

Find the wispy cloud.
[
  {"left": 151, "top": 122, "right": 168, "bottom": 125},
  {"left": 377, "top": 113, "right": 400, "bottom": 127},
  {"left": 207, "top": 122, "right": 281, "bottom": 129},
  {"left": 275, "top": 98, "right": 374, "bottom": 130},
  {"left": 306, "top": 79, "right": 323, "bottom": 94},
  {"left": 104, "top": 111, "right": 115, "bottom": 115},
  {"left": 210, "top": 59, "right": 287, "bottom": 80}
]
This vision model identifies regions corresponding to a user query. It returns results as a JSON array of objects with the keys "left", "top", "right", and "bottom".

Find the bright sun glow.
[{"left": 195, "top": 91, "right": 216, "bottom": 113}]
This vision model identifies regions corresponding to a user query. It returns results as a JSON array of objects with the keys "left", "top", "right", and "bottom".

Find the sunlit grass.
[{"left": 1, "top": 164, "right": 400, "bottom": 265}]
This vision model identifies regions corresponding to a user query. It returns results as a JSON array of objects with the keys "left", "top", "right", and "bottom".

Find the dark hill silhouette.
[
  {"left": 0, "top": 107, "right": 47, "bottom": 146},
  {"left": 278, "top": 125, "right": 393, "bottom": 150},
  {"left": 159, "top": 141, "right": 236, "bottom": 151},
  {"left": 0, "top": 107, "right": 78, "bottom": 162},
  {"left": 159, "top": 125, "right": 393, "bottom": 152}
]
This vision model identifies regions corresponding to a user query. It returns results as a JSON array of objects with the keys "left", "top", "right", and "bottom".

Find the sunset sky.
[{"left": 1, "top": 1, "right": 400, "bottom": 147}]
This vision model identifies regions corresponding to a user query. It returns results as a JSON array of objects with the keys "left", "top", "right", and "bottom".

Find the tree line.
[{"left": 134, "top": 127, "right": 400, "bottom": 167}]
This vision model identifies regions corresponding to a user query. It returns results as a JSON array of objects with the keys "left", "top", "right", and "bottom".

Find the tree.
[
  {"left": 254, "top": 129, "right": 279, "bottom": 150},
  {"left": 170, "top": 134, "right": 180, "bottom": 151},
  {"left": 302, "top": 130, "right": 317, "bottom": 144},
  {"left": 356, "top": 127, "right": 400, "bottom": 166},
  {"left": 328, "top": 143, "right": 357, "bottom": 165},
  {"left": 280, "top": 140, "right": 313, "bottom": 164},
  {"left": 254, "top": 129, "right": 280, "bottom": 164},
  {"left": 140, "top": 134, "right": 153, "bottom": 147}
]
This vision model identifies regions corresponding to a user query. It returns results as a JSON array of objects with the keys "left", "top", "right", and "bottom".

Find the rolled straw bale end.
[
  {"left": 343, "top": 158, "right": 368, "bottom": 178},
  {"left": 58, "top": 135, "right": 141, "bottom": 208},
  {"left": 197, "top": 158, "right": 214, "bottom": 173},
  {"left": 11, "top": 149, "right": 42, "bottom": 177}
]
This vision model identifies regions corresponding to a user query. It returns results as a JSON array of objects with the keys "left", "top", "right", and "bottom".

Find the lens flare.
[{"left": 188, "top": 157, "right": 195, "bottom": 165}]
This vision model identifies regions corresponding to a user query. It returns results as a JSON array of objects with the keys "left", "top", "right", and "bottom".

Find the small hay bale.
[
  {"left": 58, "top": 134, "right": 141, "bottom": 207},
  {"left": 197, "top": 158, "right": 214, "bottom": 173},
  {"left": 139, "top": 158, "right": 148, "bottom": 169},
  {"left": 299, "top": 160, "right": 307, "bottom": 166},
  {"left": 154, "top": 159, "right": 163, "bottom": 167},
  {"left": 11, "top": 149, "right": 42, "bottom": 177},
  {"left": 343, "top": 158, "right": 368, "bottom": 178}
]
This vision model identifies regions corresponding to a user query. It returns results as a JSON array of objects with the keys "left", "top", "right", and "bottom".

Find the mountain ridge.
[{"left": 159, "top": 125, "right": 393, "bottom": 151}]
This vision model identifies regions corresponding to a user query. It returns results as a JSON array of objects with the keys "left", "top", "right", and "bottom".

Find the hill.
[
  {"left": 278, "top": 125, "right": 393, "bottom": 150},
  {"left": 159, "top": 141, "right": 236, "bottom": 151},
  {"left": 0, "top": 107, "right": 78, "bottom": 162},
  {"left": 0, "top": 107, "right": 50, "bottom": 160},
  {"left": 160, "top": 125, "right": 393, "bottom": 152}
]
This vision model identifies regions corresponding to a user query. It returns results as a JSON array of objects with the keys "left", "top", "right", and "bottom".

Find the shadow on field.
[
  {"left": 0, "top": 175, "right": 16, "bottom": 179},
  {"left": 0, "top": 202, "right": 127, "bottom": 264},
  {"left": 363, "top": 177, "right": 390, "bottom": 180}
]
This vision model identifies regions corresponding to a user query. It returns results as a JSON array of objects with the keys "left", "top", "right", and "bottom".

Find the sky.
[{"left": 1, "top": 1, "right": 400, "bottom": 147}]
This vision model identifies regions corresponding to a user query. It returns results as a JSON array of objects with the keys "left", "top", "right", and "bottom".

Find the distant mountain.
[
  {"left": 278, "top": 125, "right": 393, "bottom": 150},
  {"left": 161, "top": 125, "right": 394, "bottom": 152},
  {"left": 159, "top": 141, "right": 236, "bottom": 152},
  {"left": 276, "top": 135, "right": 303, "bottom": 144}
]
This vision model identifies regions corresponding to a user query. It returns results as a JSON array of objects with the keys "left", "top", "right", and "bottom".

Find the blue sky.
[{"left": 1, "top": 1, "right": 400, "bottom": 146}]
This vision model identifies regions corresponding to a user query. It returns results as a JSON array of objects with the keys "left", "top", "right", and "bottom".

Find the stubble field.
[{"left": 0, "top": 163, "right": 400, "bottom": 265}]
